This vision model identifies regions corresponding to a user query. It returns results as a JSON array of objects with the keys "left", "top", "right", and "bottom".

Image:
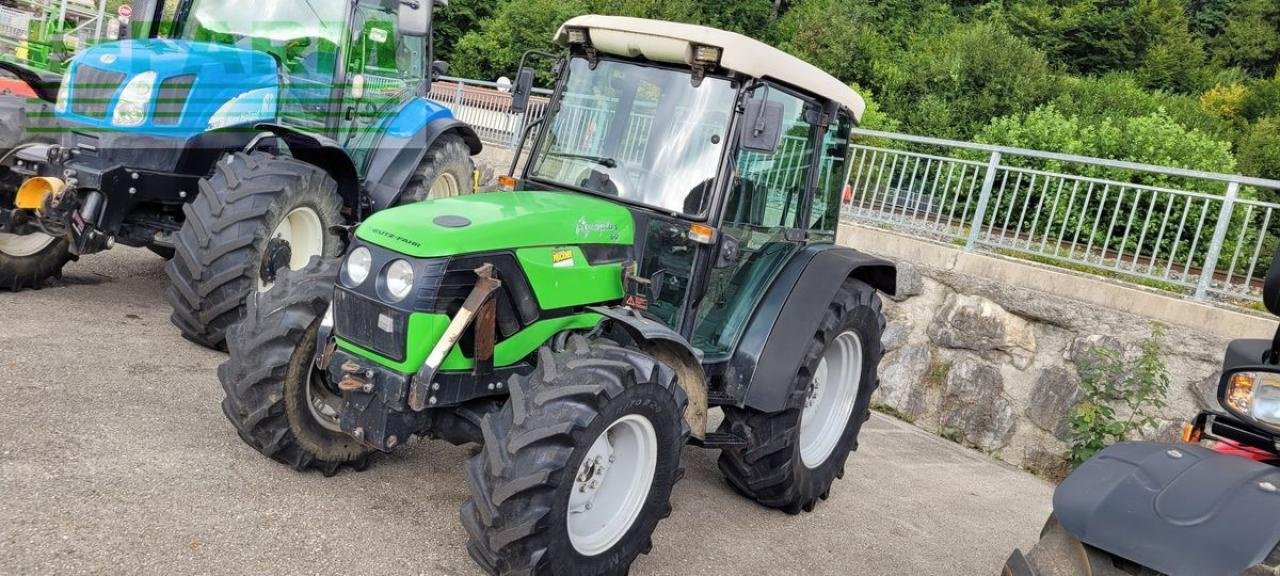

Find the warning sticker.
[{"left": 552, "top": 248, "right": 575, "bottom": 268}]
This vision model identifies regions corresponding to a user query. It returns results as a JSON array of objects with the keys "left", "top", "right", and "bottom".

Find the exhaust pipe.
[{"left": 14, "top": 177, "right": 65, "bottom": 210}]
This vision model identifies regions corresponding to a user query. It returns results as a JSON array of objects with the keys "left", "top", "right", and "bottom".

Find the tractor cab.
[{"left": 509, "top": 15, "right": 867, "bottom": 363}]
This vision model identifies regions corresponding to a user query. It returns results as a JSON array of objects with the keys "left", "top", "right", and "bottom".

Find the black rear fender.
[
  {"left": 362, "top": 117, "right": 482, "bottom": 210},
  {"left": 0, "top": 61, "right": 60, "bottom": 103},
  {"left": 1055, "top": 441, "right": 1280, "bottom": 575},
  {"left": 252, "top": 124, "right": 360, "bottom": 213},
  {"left": 727, "top": 244, "right": 896, "bottom": 413}
]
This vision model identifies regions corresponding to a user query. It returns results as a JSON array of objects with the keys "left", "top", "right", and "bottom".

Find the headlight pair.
[
  {"left": 342, "top": 247, "right": 415, "bottom": 302},
  {"left": 1224, "top": 370, "right": 1280, "bottom": 431}
]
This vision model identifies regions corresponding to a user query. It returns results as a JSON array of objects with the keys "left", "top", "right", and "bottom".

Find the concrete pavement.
[{"left": 0, "top": 248, "right": 1054, "bottom": 575}]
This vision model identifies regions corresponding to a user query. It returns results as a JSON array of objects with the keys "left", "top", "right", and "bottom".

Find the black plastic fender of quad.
[
  {"left": 1055, "top": 441, "right": 1280, "bottom": 576},
  {"left": 253, "top": 123, "right": 361, "bottom": 211},
  {"left": 0, "top": 61, "right": 60, "bottom": 103},
  {"left": 728, "top": 244, "right": 895, "bottom": 413},
  {"left": 362, "top": 117, "right": 482, "bottom": 210}
]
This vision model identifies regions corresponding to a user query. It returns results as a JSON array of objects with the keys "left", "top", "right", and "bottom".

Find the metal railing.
[
  {"left": 432, "top": 75, "right": 1280, "bottom": 306},
  {"left": 844, "top": 129, "right": 1280, "bottom": 304}
]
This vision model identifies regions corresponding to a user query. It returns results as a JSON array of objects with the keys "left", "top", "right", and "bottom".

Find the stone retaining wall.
[{"left": 842, "top": 224, "right": 1274, "bottom": 478}]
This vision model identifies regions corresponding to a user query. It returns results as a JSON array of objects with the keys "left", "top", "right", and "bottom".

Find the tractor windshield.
[
  {"left": 180, "top": 0, "right": 345, "bottom": 83},
  {"left": 530, "top": 58, "right": 737, "bottom": 217}
]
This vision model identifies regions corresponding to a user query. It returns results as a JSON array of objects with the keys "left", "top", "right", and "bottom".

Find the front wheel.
[
  {"left": 0, "top": 232, "right": 72, "bottom": 291},
  {"left": 717, "top": 278, "right": 884, "bottom": 514},
  {"left": 217, "top": 257, "right": 372, "bottom": 476},
  {"left": 461, "top": 336, "right": 690, "bottom": 576},
  {"left": 166, "top": 152, "right": 344, "bottom": 350}
]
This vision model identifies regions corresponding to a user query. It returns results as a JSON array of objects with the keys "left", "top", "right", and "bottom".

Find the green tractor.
[{"left": 219, "top": 15, "right": 897, "bottom": 575}]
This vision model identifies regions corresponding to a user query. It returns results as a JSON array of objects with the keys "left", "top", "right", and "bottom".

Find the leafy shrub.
[{"left": 1068, "top": 324, "right": 1171, "bottom": 466}]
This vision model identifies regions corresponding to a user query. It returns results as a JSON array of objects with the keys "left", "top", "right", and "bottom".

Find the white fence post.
[
  {"left": 1194, "top": 181, "right": 1240, "bottom": 301},
  {"left": 965, "top": 151, "right": 1002, "bottom": 251}
]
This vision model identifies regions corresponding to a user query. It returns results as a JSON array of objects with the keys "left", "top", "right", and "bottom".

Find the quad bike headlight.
[
  {"left": 112, "top": 71, "right": 157, "bottom": 127},
  {"left": 1225, "top": 370, "right": 1280, "bottom": 430},
  {"left": 384, "top": 259, "right": 415, "bottom": 302},
  {"left": 343, "top": 247, "right": 372, "bottom": 287}
]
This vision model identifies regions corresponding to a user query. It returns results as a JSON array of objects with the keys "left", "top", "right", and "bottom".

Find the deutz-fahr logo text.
[
  {"left": 369, "top": 227, "right": 422, "bottom": 249},
  {"left": 576, "top": 217, "right": 619, "bottom": 241}
]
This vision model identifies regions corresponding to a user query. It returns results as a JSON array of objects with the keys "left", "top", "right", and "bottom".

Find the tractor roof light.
[
  {"left": 692, "top": 44, "right": 722, "bottom": 65},
  {"left": 565, "top": 27, "right": 590, "bottom": 45}
]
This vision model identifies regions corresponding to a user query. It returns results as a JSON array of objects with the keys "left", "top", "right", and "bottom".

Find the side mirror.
[
  {"left": 431, "top": 60, "right": 449, "bottom": 81},
  {"left": 510, "top": 67, "right": 535, "bottom": 114},
  {"left": 1264, "top": 247, "right": 1280, "bottom": 317},
  {"left": 397, "top": 0, "right": 432, "bottom": 38},
  {"left": 741, "top": 97, "right": 784, "bottom": 154}
]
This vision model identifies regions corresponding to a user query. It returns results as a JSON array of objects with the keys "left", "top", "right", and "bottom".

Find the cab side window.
[
  {"left": 729, "top": 89, "right": 814, "bottom": 229},
  {"left": 809, "top": 111, "right": 853, "bottom": 241}
]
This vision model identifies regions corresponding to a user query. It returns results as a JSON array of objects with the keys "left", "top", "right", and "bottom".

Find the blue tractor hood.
[{"left": 58, "top": 39, "right": 281, "bottom": 138}]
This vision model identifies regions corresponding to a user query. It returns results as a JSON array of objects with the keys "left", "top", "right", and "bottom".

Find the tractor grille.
[
  {"left": 70, "top": 65, "right": 126, "bottom": 119},
  {"left": 153, "top": 75, "right": 195, "bottom": 126},
  {"left": 334, "top": 289, "right": 408, "bottom": 363}
]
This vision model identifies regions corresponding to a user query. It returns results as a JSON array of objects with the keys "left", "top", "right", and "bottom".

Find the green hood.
[{"left": 356, "top": 191, "right": 635, "bottom": 258}]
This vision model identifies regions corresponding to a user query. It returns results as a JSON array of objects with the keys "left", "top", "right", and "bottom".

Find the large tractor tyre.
[
  {"left": 1012, "top": 515, "right": 1155, "bottom": 576},
  {"left": 462, "top": 336, "right": 690, "bottom": 576},
  {"left": 398, "top": 133, "right": 475, "bottom": 204},
  {"left": 217, "top": 257, "right": 373, "bottom": 476},
  {"left": 1012, "top": 515, "right": 1280, "bottom": 576},
  {"left": 717, "top": 278, "right": 884, "bottom": 514},
  {"left": 0, "top": 233, "right": 73, "bottom": 291},
  {"left": 166, "top": 152, "right": 344, "bottom": 350}
]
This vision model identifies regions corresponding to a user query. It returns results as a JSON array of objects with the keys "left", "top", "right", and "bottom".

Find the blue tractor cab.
[{"left": 0, "top": 0, "right": 481, "bottom": 350}]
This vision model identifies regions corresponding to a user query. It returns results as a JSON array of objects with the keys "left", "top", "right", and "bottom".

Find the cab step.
[{"left": 690, "top": 431, "right": 748, "bottom": 449}]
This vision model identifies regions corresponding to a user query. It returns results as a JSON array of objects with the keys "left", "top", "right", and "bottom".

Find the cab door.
[
  {"left": 339, "top": 0, "right": 426, "bottom": 169},
  {"left": 692, "top": 85, "right": 832, "bottom": 361}
]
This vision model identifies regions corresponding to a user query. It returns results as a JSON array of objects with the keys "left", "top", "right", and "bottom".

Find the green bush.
[{"left": 1068, "top": 324, "right": 1170, "bottom": 466}]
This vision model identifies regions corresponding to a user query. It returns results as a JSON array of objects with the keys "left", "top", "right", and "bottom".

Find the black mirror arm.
[{"left": 508, "top": 117, "right": 545, "bottom": 177}]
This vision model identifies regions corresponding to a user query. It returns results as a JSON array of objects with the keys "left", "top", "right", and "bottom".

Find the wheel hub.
[
  {"left": 258, "top": 207, "right": 325, "bottom": 292},
  {"left": 305, "top": 365, "right": 344, "bottom": 433},
  {"left": 259, "top": 238, "right": 292, "bottom": 285},
  {"left": 567, "top": 414, "right": 658, "bottom": 557}
]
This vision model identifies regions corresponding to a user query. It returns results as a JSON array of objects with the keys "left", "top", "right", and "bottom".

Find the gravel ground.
[{"left": 0, "top": 247, "right": 1054, "bottom": 575}]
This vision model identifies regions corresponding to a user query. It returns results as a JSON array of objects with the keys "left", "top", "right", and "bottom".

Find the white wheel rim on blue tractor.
[
  {"left": 567, "top": 413, "right": 658, "bottom": 556},
  {"left": 800, "top": 330, "right": 863, "bottom": 469},
  {"left": 0, "top": 232, "right": 55, "bottom": 257},
  {"left": 258, "top": 207, "right": 325, "bottom": 292},
  {"left": 429, "top": 172, "right": 461, "bottom": 198}
]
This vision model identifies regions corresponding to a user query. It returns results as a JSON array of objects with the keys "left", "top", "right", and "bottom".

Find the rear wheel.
[
  {"left": 166, "top": 152, "right": 344, "bottom": 350},
  {"left": 399, "top": 133, "right": 475, "bottom": 204},
  {"left": 217, "top": 257, "right": 372, "bottom": 476},
  {"left": 0, "top": 232, "right": 72, "bottom": 291},
  {"left": 717, "top": 278, "right": 883, "bottom": 514},
  {"left": 462, "top": 336, "right": 689, "bottom": 576}
]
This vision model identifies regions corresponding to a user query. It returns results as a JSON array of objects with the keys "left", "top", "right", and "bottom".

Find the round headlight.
[
  {"left": 343, "top": 247, "right": 372, "bottom": 287},
  {"left": 385, "top": 259, "right": 415, "bottom": 301}
]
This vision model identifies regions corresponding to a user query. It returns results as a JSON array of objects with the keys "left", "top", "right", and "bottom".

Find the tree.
[
  {"left": 773, "top": 0, "right": 887, "bottom": 86},
  {"left": 1239, "top": 117, "right": 1280, "bottom": 181},
  {"left": 1210, "top": 0, "right": 1280, "bottom": 78}
]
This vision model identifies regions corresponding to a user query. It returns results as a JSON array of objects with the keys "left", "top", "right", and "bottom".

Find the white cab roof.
[{"left": 556, "top": 15, "right": 866, "bottom": 121}]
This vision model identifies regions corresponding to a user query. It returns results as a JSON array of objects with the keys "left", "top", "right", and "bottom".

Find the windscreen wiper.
[{"left": 553, "top": 153, "right": 618, "bottom": 168}]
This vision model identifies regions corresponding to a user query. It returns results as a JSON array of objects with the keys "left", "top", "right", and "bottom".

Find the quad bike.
[
  {"left": 0, "top": 0, "right": 479, "bottom": 351},
  {"left": 219, "top": 15, "right": 898, "bottom": 575},
  {"left": 1005, "top": 250, "right": 1280, "bottom": 576}
]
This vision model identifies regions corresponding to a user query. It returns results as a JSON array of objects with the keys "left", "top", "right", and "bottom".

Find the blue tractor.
[{"left": 0, "top": 0, "right": 481, "bottom": 350}]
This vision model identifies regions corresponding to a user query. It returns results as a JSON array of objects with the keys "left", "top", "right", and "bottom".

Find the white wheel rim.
[
  {"left": 567, "top": 414, "right": 658, "bottom": 557},
  {"left": 0, "top": 232, "right": 55, "bottom": 257},
  {"left": 799, "top": 331, "right": 863, "bottom": 469},
  {"left": 428, "top": 172, "right": 461, "bottom": 198},
  {"left": 258, "top": 207, "right": 325, "bottom": 292},
  {"left": 305, "top": 365, "right": 344, "bottom": 433}
]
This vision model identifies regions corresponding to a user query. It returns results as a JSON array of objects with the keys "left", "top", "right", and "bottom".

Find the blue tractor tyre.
[
  {"left": 165, "top": 152, "right": 345, "bottom": 350},
  {"left": 397, "top": 132, "right": 476, "bottom": 205}
]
